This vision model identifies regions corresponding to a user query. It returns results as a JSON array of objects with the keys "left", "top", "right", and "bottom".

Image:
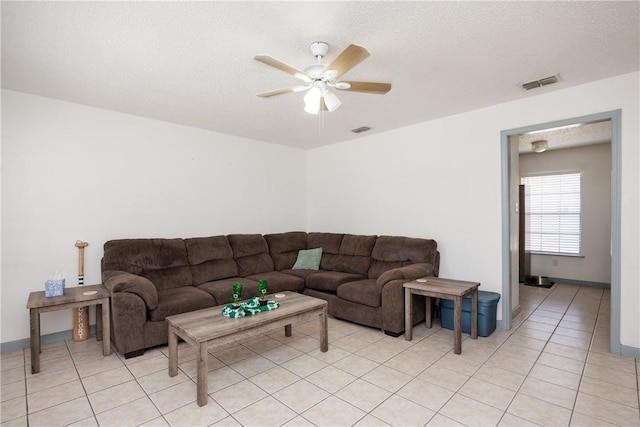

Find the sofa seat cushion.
[
  {"left": 149, "top": 287, "right": 217, "bottom": 321},
  {"left": 197, "top": 277, "right": 260, "bottom": 306},
  {"left": 245, "top": 271, "right": 305, "bottom": 293},
  {"left": 337, "top": 279, "right": 380, "bottom": 308},
  {"left": 305, "top": 271, "right": 366, "bottom": 292},
  {"left": 280, "top": 269, "right": 324, "bottom": 280}
]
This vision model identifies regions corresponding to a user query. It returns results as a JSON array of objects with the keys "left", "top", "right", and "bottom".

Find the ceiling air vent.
[
  {"left": 521, "top": 74, "right": 559, "bottom": 91},
  {"left": 351, "top": 126, "right": 371, "bottom": 133}
]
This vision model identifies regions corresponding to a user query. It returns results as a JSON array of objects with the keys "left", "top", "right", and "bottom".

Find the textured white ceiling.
[
  {"left": 2, "top": 1, "right": 638, "bottom": 149},
  {"left": 518, "top": 121, "right": 612, "bottom": 154}
]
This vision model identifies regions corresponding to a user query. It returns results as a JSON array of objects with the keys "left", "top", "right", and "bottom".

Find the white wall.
[
  {"left": 1, "top": 90, "right": 307, "bottom": 343},
  {"left": 307, "top": 72, "right": 639, "bottom": 349},
  {"left": 520, "top": 143, "right": 611, "bottom": 283},
  {"left": 3, "top": 72, "right": 638, "bottom": 351}
]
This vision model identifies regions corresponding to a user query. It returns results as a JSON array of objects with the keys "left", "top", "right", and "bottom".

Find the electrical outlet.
[{"left": 552, "top": 259, "right": 558, "bottom": 267}]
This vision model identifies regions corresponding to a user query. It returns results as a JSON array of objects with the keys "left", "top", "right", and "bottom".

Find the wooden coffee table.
[
  {"left": 404, "top": 277, "right": 479, "bottom": 355},
  {"left": 166, "top": 291, "right": 328, "bottom": 406}
]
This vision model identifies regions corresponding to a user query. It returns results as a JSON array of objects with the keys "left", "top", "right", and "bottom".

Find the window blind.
[{"left": 522, "top": 172, "right": 581, "bottom": 255}]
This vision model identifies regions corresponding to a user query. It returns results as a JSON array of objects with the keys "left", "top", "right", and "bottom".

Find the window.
[{"left": 521, "top": 172, "right": 581, "bottom": 255}]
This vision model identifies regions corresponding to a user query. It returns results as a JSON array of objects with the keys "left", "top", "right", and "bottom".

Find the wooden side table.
[
  {"left": 404, "top": 277, "right": 480, "bottom": 354},
  {"left": 26, "top": 284, "right": 111, "bottom": 374}
]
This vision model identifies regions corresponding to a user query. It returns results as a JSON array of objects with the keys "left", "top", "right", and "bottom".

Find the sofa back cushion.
[
  {"left": 228, "top": 234, "right": 275, "bottom": 277},
  {"left": 368, "top": 236, "right": 439, "bottom": 278},
  {"left": 317, "top": 233, "right": 376, "bottom": 276},
  {"left": 101, "top": 238, "right": 192, "bottom": 290},
  {"left": 264, "top": 232, "right": 307, "bottom": 270},
  {"left": 185, "top": 236, "right": 238, "bottom": 284},
  {"left": 306, "top": 232, "right": 343, "bottom": 270}
]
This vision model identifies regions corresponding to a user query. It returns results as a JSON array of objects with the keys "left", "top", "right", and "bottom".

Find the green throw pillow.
[{"left": 292, "top": 247, "right": 323, "bottom": 270}]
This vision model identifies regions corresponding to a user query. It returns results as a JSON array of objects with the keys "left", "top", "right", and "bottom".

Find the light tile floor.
[{"left": 2, "top": 283, "right": 639, "bottom": 426}]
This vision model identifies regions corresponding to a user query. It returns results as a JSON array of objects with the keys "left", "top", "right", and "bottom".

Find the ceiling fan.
[{"left": 254, "top": 42, "right": 391, "bottom": 115}]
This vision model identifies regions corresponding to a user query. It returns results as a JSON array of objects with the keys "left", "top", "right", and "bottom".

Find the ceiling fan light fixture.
[
  {"left": 531, "top": 140, "right": 549, "bottom": 153},
  {"left": 303, "top": 86, "right": 322, "bottom": 115},
  {"left": 322, "top": 90, "right": 341, "bottom": 112}
]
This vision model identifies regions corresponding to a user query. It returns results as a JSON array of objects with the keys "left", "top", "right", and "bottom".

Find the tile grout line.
[
  {"left": 490, "top": 282, "right": 572, "bottom": 426},
  {"left": 66, "top": 339, "right": 98, "bottom": 426},
  {"left": 22, "top": 348, "right": 30, "bottom": 427},
  {"left": 207, "top": 326, "right": 323, "bottom": 425},
  {"left": 563, "top": 286, "right": 603, "bottom": 427},
  {"left": 128, "top": 350, "right": 175, "bottom": 427},
  {"left": 296, "top": 285, "right": 571, "bottom": 426},
  {"left": 329, "top": 287, "right": 539, "bottom": 426},
  {"left": 23, "top": 342, "right": 81, "bottom": 425}
]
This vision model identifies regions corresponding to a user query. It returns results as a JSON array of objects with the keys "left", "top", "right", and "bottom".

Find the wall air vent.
[
  {"left": 351, "top": 126, "right": 371, "bottom": 133},
  {"left": 521, "top": 74, "right": 559, "bottom": 91}
]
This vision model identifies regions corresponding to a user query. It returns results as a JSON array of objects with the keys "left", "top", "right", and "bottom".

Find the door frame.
[{"left": 500, "top": 109, "right": 621, "bottom": 355}]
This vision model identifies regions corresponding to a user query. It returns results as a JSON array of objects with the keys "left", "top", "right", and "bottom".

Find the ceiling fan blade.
[
  {"left": 257, "top": 86, "right": 308, "bottom": 98},
  {"left": 337, "top": 81, "right": 392, "bottom": 94},
  {"left": 254, "top": 55, "right": 310, "bottom": 82},
  {"left": 325, "top": 44, "right": 371, "bottom": 79}
]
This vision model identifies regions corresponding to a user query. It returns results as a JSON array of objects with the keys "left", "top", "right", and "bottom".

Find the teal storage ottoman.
[{"left": 439, "top": 291, "right": 500, "bottom": 337}]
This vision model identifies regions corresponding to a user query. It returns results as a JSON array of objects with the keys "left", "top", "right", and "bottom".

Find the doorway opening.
[{"left": 500, "top": 110, "right": 621, "bottom": 355}]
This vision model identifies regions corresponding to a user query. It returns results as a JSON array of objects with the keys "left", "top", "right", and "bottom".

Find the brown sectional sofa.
[{"left": 101, "top": 232, "right": 439, "bottom": 358}]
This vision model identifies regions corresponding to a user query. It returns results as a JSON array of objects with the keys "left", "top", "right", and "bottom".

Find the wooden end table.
[
  {"left": 26, "top": 284, "right": 111, "bottom": 374},
  {"left": 167, "top": 291, "right": 328, "bottom": 406},
  {"left": 404, "top": 277, "right": 479, "bottom": 354}
]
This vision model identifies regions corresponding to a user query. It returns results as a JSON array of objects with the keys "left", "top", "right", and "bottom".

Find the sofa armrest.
[
  {"left": 375, "top": 263, "right": 436, "bottom": 293},
  {"left": 103, "top": 270, "right": 158, "bottom": 310}
]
